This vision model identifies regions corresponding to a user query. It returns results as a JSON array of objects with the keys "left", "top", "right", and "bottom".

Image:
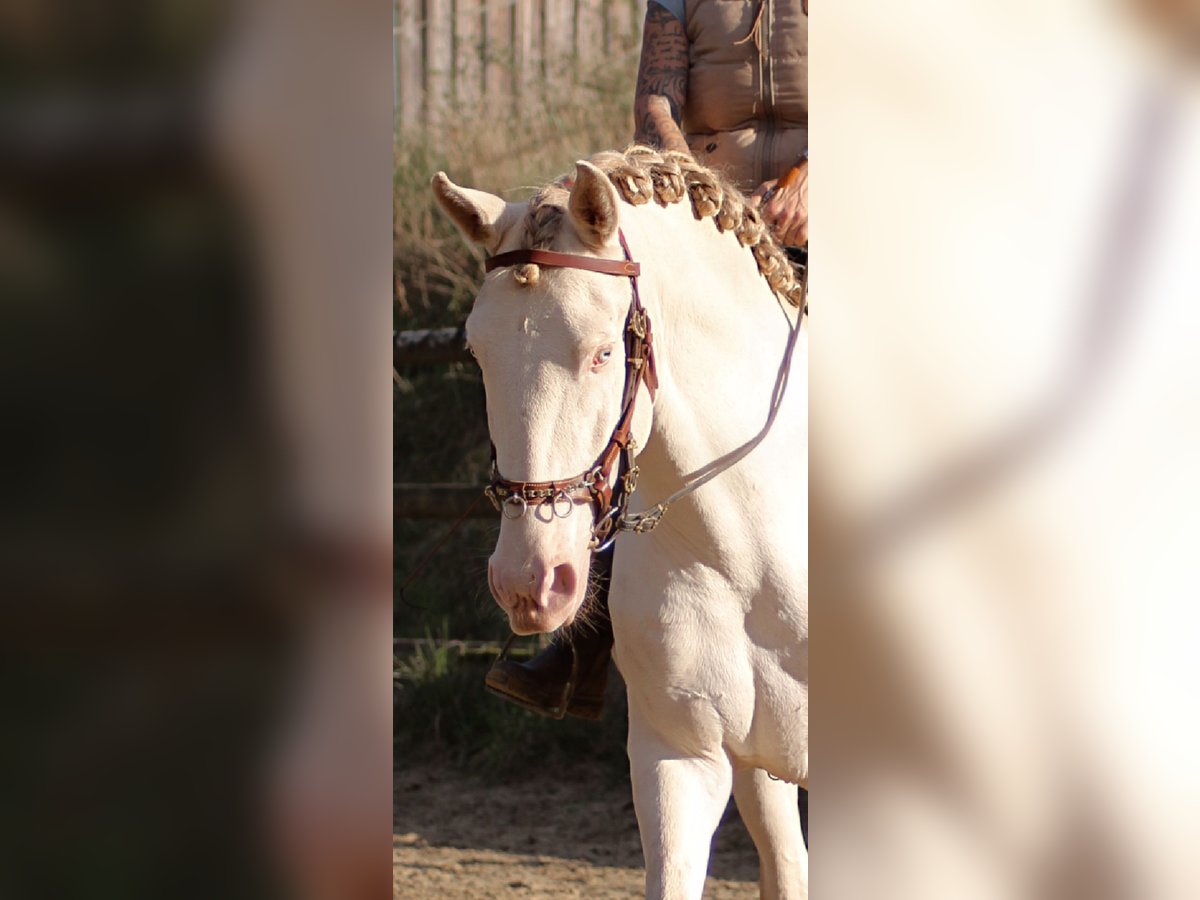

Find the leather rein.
[{"left": 482, "top": 230, "right": 658, "bottom": 552}]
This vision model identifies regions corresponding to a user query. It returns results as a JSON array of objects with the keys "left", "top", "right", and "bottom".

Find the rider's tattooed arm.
[{"left": 633, "top": 4, "right": 690, "bottom": 154}]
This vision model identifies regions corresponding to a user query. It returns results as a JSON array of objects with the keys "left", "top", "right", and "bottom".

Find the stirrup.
[{"left": 485, "top": 634, "right": 579, "bottom": 720}]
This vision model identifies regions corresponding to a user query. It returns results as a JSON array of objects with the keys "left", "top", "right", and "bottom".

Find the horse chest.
[{"left": 611, "top": 605, "right": 754, "bottom": 738}]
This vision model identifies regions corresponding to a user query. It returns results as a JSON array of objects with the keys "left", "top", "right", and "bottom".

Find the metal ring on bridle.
[
  {"left": 551, "top": 490, "right": 573, "bottom": 519},
  {"left": 588, "top": 506, "right": 621, "bottom": 549},
  {"left": 502, "top": 494, "right": 528, "bottom": 519},
  {"left": 590, "top": 505, "right": 623, "bottom": 552}
]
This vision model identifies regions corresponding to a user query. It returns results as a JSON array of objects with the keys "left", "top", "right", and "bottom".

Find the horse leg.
[
  {"left": 732, "top": 767, "right": 808, "bottom": 899},
  {"left": 628, "top": 713, "right": 733, "bottom": 900}
]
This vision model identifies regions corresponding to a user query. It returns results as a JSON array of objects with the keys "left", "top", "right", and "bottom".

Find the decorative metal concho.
[{"left": 484, "top": 473, "right": 590, "bottom": 522}]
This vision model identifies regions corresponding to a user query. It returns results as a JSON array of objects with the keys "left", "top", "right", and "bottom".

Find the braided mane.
[{"left": 512, "top": 145, "right": 805, "bottom": 309}]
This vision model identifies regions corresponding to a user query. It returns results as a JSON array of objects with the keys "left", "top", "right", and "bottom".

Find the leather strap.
[{"left": 485, "top": 248, "right": 640, "bottom": 278}]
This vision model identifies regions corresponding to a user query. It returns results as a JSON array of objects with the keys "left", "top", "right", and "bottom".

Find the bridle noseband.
[{"left": 482, "top": 230, "right": 658, "bottom": 552}]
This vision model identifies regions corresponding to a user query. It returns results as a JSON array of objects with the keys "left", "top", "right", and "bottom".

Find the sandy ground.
[{"left": 394, "top": 762, "right": 760, "bottom": 899}]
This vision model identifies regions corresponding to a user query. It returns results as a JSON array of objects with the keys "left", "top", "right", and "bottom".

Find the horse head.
[{"left": 432, "top": 160, "right": 653, "bottom": 635}]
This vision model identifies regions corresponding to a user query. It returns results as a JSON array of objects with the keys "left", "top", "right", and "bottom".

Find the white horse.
[{"left": 433, "top": 146, "right": 808, "bottom": 899}]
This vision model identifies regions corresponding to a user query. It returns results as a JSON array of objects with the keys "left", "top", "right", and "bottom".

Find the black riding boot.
[
  {"left": 484, "top": 615, "right": 613, "bottom": 719},
  {"left": 485, "top": 551, "right": 615, "bottom": 720}
]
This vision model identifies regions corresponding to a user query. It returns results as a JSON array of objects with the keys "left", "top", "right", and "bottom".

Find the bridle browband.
[
  {"left": 482, "top": 230, "right": 658, "bottom": 552},
  {"left": 485, "top": 248, "right": 640, "bottom": 279}
]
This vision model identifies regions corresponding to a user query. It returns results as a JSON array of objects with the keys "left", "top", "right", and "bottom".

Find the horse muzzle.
[{"left": 487, "top": 555, "right": 583, "bottom": 635}]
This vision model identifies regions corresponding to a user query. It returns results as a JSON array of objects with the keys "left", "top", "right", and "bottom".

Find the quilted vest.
[{"left": 682, "top": 0, "right": 808, "bottom": 192}]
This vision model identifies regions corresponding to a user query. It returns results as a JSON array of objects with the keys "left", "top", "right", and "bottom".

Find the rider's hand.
[{"left": 751, "top": 160, "right": 808, "bottom": 248}]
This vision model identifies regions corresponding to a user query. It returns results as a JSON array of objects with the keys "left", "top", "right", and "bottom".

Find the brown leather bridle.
[{"left": 481, "top": 230, "right": 658, "bottom": 552}]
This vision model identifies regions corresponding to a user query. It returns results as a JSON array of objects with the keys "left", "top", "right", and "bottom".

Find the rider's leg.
[{"left": 483, "top": 606, "right": 613, "bottom": 719}]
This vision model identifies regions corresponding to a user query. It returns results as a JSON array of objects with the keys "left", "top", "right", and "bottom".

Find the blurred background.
[
  {"left": 0, "top": 1, "right": 289, "bottom": 897},
  {"left": 3, "top": 0, "right": 1200, "bottom": 898},
  {"left": 813, "top": 1, "right": 1200, "bottom": 898},
  {"left": 1, "top": 0, "right": 392, "bottom": 897}
]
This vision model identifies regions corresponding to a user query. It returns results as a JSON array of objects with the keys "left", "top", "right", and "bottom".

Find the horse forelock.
[
  {"left": 506, "top": 184, "right": 570, "bottom": 286},
  {"left": 510, "top": 146, "right": 805, "bottom": 308}
]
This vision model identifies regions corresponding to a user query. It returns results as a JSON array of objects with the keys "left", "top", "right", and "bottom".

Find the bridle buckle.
[{"left": 627, "top": 308, "right": 647, "bottom": 339}]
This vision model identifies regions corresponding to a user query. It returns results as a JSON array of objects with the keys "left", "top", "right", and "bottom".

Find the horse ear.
[
  {"left": 568, "top": 160, "right": 619, "bottom": 249},
  {"left": 431, "top": 172, "right": 507, "bottom": 246}
]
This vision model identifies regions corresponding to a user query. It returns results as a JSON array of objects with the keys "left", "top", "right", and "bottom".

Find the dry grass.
[{"left": 394, "top": 57, "right": 639, "bottom": 331}]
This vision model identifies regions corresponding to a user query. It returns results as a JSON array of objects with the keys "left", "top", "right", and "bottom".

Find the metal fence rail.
[
  {"left": 394, "top": 326, "right": 472, "bottom": 367},
  {"left": 393, "top": 327, "right": 487, "bottom": 522},
  {"left": 394, "top": 483, "right": 491, "bottom": 518},
  {"left": 394, "top": 637, "right": 538, "bottom": 659}
]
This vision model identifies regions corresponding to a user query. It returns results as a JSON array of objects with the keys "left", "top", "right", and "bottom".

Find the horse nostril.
[
  {"left": 551, "top": 563, "right": 577, "bottom": 599},
  {"left": 487, "top": 562, "right": 508, "bottom": 609}
]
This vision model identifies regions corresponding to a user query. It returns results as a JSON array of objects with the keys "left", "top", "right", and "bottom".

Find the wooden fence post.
[
  {"left": 395, "top": 0, "right": 423, "bottom": 131},
  {"left": 454, "top": 0, "right": 485, "bottom": 110},
  {"left": 483, "top": 0, "right": 513, "bottom": 112},
  {"left": 608, "top": 0, "right": 641, "bottom": 55},
  {"left": 513, "top": 0, "right": 537, "bottom": 108},
  {"left": 425, "top": 0, "right": 454, "bottom": 125},
  {"left": 541, "top": 0, "right": 571, "bottom": 84},
  {"left": 575, "top": 0, "right": 606, "bottom": 76},
  {"left": 395, "top": 0, "right": 649, "bottom": 130}
]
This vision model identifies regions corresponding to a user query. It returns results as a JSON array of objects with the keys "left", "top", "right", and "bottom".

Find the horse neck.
[{"left": 622, "top": 201, "right": 803, "bottom": 544}]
